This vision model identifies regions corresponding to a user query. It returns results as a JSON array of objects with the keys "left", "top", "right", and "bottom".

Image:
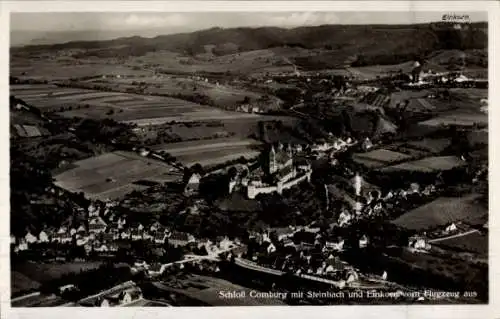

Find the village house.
[
  {"left": 88, "top": 203, "right": 99, "bottom": 217},
  {"left": 154, "top": 232, "right": 169, "bottom": 245},
  {"left": 120, "top": 230, "right": 131, "bottom": 240},
  {"left": 57, "top": 226, "right": 68, "bottom": 235},
  {"left": 142, "top": 231, "right": 154, "bottom": 242},
  {"left": 359, "top": 235, "right": 369, "bottom": 248},
  {"left": 266, "top": 242, "right": 277, "bottom": 254},
  {"left": 14, "top": 238, "right": 29, "bottom": 252},
  {"left": 52, "top": 231, "right": 72, "bottom": 244},
  {"left": 117, "top": 217, "right": 127, "bottom": 230},
  {"left": 131, "top": 230, "right": 143, "bottom": 241},
  {"left": 408, "top": 236, "right": 431, "bottom": 251},
  {"left": 218, "top": 237, "right": 234, "bottom": 251},
  {"left": 271, "top": 226, "right": 296, "bottom": 241},
  {"left": 76, "top": 225, "right": 87, "bottom": 235},
  {"left": 168, "top": 232, "right": 195, "bottom": 247},
  {"left": 150, "top": 221, "right": 163, "bottom": 232},
  {"left": 100, "top": 287, "right": 143, "bottom": 307},
  {"left": 25, "top": 232, "right": 37, "bottom": 245},
  {"left": 282, "top": 237, "right": 295, "bottom": 248},
  {"left": 76, "top": 237, "right": 89, "bottom": 247},
  {"left": 58, "top": 284, "right": 77, "bottom": 295},
  {"left": 38, "top": 230, "right": 50, "bottom": 243},
  {"left": 184, "top": 173, "right": 201, "bottom": 196},
  {"left": 324, "top": 238, "right": 345, "bottom": 252},
  {"left": 444, "top": 223, "right": 458, "bottom": 233},
  {"left": 89, "top": 217, "right": 107, "bottom": 234},
  {"left": 94, "top": 243, "right": 109, "bottom": 253}
]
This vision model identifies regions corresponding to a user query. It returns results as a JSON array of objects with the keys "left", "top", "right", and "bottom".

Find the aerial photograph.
[{"left": 10, "top": 11, "right": 488, "bottom": 306}]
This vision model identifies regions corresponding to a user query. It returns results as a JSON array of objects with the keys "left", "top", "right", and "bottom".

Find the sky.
[{"left": 11, "top": 11, "right": 488, "bottom": 32}]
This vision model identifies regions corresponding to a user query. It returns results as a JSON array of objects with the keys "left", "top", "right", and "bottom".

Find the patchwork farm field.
[
  {"left": 391, "top": 194, "right": 487, "bottom": 231},
  {"left": 352, "top": 149, "right": 413, "bottom": 168},
  {"left": 379, "top": 156, "right": 466, "bottom": 173},
  {"left": 10, "top": 83, "right": 262, "bottom": 124},
  {"left": 152, "top": 137, "right": 263, "bottom": 168},
  {"left": 54, "top": 151, "right": 181, "bottom": 200},
  {"left": 85, "top": 75, "right": 269, "bottom": 109}
]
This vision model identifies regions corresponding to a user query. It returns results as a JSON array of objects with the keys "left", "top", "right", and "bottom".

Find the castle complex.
[{"left": 229, "top": 143, "right": 312, "bottom": 199}]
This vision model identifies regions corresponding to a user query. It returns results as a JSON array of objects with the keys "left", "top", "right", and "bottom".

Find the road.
[
  {"left": 11, "top": 291, "right": 41, "bottom": 303},
  {"left": 428, "top": 229, "right": 480, "bottom": 243}
]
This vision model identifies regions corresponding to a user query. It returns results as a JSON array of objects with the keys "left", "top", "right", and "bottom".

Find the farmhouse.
[
  {"left": 89, "top": 217, "right": 108, "bottom": 233},
  {"left": 184, "top": 173, "right": 201, "bottom": 196},
  {"left": 230, "top": 143, "right": 312, "bottom": 199}
]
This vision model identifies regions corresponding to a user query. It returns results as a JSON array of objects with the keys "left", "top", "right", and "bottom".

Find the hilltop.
[{"left": 12, "top": 23, "right": 487, "bottom": 71}]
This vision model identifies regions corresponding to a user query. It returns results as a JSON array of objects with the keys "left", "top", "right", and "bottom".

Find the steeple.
[{"left": 269, "top": 145, "right": 277, "bottom": 174}]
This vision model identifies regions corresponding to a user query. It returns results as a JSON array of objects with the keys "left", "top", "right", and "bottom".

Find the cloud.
[
  {"left": 108, "top": 13, "right": 190, "bottom": 29},
  {"left": 254, "top": 12, "right": 341, "bottom": 27}
]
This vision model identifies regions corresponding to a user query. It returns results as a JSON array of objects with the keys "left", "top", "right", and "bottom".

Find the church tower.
[
  {"left": 269, "top": 145, "right": 277, "bottom": 174},
  {"left": 287, "top": 144, "right": 292, "bottom": 158}
]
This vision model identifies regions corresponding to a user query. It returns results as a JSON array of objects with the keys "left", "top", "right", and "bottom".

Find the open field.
[
  {"left": 391, "top": 194, "right": 487, "bottom": 231},
  {"left": 404, "top": 138, "right": 452, "bottom": 154},
  {"left": 121, "top": 111, "right": 260, "bottom": 126},
  {"left": 434, "top": 231, "right": 488, "bottom": 256},
  {"left": 11, "top": 83, "right": 267, "bottom": 124},
  {"left": 11, "top": 272, "right": 41, "bottom": 295},
  {"left": 379, "top": 156, "right": 466, "bottom": 173},
  {"left": 54, "top": 151, "right": 181, "bottom": 200},
  {"left": 11, "top": 59, "right": 152, "bottom": 80},
  {"left": 13, "top": 261, "right": 104, "bottom": 285},
  {"left": 418, "top": 113, "right": 488, "bottom": 128},
  {"left": 153, "top": 137, "right": 263, "bottom": 167},
  {"left": 352, "top": 149, "right": 413, "bottom": 168}
]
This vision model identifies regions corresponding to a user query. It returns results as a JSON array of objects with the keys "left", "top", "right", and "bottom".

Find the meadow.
[
  {"left": 153, "top": 137, "right": 263, "bottom": 168},
  {"left": 379, "top": 156, "right": 467, "bottom": 173},
  {"left": 391, "top": 194, "right": 487, "bottom": 231},
  {"left": 54, "top": 151, "right": 180, "bottom": 200}
]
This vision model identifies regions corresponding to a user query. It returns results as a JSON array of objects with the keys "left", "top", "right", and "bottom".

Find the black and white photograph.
[{"left": 6, "top": 4, "right": 492, "bottom": 310}]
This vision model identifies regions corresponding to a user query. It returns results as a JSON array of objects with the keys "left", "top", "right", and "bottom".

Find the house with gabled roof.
[
  {"left": 150, "top": 221, "right": 164, "bottom": 232},
  {"left": 38, "top": 230, "right": 50, "bottom": 243},
  {"left": 14, "top": 238, "right": 28, "bottom": 252},
  {"left": 154, "top": 232, "right": 168, "bottom": 245},
  {"left": 324, "top": 237, "right": 345, "bottom": 252},
  {"left": 76, "top": 237, "right": 89, "bottom": 247},
  {"left": 57, "top": 226, "right": 68, "bottom": 235},
  {"left": 184, "top": 173, "right": 201, "bottom": 196},
  {"left": 25, "top": 232, "right": 37, "bottom": 244},
  {"left": 121, "top": 230, "right": 131, "bottom": 240},
  {"left": 77, "top": 225, "right": 86, "bottom": 234},
  {"left": 142, "top": 231, "right": 153, "bottom": 242},
  {"left": 89, "top": 216, "right": 107, "bottom": 233}
]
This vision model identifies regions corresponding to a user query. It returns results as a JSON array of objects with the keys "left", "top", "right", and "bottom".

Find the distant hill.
[{"left": 11, "top": 23, "right": 487, "bottom": 71}]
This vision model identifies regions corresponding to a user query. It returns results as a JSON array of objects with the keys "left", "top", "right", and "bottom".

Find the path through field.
[{"left": 428, "top": 229, "right": 480, "bottom": 243}]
